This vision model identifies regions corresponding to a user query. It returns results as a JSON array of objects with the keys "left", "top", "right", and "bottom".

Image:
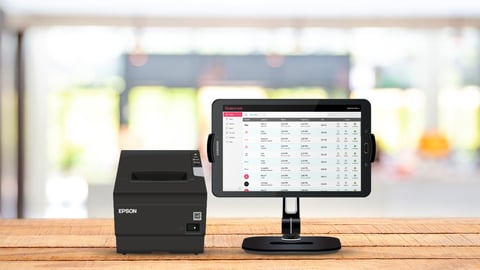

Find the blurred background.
[{"left": 0, "top": 0, "right": 479, "bottom": 218}]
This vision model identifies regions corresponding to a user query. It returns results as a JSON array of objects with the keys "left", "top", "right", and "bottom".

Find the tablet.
[{"left": 207, "top": 99, "right": 374, "bottom": 197}]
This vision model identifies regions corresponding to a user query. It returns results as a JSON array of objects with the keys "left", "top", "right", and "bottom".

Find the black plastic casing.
[{"left": 113, "top": 150, "right": 207, "bottom": 254}]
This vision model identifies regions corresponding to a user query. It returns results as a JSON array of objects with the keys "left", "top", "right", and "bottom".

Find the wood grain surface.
[{"left": 0, "top": 218, "right": 479, "bottom": 269}]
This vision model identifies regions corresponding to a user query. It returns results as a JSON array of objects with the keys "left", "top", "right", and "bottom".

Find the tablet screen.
[{"left": 210, "top": 99, "right": 372, "bottom": 197}]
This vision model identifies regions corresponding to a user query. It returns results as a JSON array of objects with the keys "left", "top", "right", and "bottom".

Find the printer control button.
[
  {"left": 193, "top": 167, "right": 204, "bottom": 177},
  {"left": 186, "top": 223, "right": 200, "bottom": 232}
]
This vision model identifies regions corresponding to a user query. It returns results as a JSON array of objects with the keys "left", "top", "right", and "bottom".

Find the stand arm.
[{"left": 282, "top": 197, "right": 300, "bottom": 239}]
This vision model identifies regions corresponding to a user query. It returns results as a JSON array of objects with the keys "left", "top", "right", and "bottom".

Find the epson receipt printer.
[{"left": 113, "top": 150, "right": 207, "bottom": 254}]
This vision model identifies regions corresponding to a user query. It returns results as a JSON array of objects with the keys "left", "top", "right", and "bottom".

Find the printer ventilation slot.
[{"left": 131, "top": 171, "right": 187, "bottom": 181}]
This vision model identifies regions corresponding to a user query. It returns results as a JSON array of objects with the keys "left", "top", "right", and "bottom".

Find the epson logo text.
[{"left": 118, "top": 208, "right": 137, "bottom": 214}]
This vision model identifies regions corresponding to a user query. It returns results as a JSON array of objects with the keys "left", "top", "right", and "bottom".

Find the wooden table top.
[{"left": 0, "top": 218, "right": 479, "bottom": 269}]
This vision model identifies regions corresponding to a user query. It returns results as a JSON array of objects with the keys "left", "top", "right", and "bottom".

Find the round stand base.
[{"left": 242, "top": 236, "right": 341, "bottom": 254}]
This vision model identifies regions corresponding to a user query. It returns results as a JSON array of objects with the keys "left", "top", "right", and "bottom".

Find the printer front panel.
[{"left": 114, "top": 203, "right": 206, "bottom": 236}]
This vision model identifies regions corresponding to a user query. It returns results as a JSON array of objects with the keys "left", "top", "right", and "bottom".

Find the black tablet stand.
[
  {"left": 242, "top": 197, "right": 341, "bottom": 253},
  {"left": 207, "top": 127, "right": 376, "bottom": 254}
]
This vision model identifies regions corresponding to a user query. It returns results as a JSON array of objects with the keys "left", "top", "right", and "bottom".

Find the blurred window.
[
  {"left": 439, "top": 87, "right": 480, "bottom": 151},
  {"left": 46, "top": 87, "right": 118, "bottom": 217},
  {"left": 127, "top": 86, "right": 198, "bottom": 150},
  {"left": 17, "top": 25, "right": 480, "bottom": 218}
]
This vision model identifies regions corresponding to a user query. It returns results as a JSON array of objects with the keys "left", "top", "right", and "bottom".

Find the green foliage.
[{"left": 58, "top": 143, "right": 84, "bottom": 172}]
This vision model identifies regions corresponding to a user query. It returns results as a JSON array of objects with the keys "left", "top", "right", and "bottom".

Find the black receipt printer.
[{"left": 113, "top": 150, "right": 207, "bottom": 254}]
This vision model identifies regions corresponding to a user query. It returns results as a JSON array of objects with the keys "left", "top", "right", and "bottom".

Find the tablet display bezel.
[{"left": 210, "top": 99, "right": 372, "bottom": 197}]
